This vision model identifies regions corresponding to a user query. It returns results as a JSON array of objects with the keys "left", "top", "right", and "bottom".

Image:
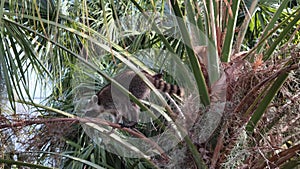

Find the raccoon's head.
[
  {"left": 83, "top": 95, "right": 117, "bottom": 123},
  {"left": 83, "top": 95, "right": 105, "bottom": 117}
]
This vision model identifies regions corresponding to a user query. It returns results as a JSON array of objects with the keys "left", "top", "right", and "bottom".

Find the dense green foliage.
[{"left": 1, "top": 0, "right": 300, "bottom": 168}]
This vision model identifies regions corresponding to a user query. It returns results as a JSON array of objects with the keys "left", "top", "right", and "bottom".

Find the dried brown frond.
[{"left": 213, "top": 47, "right": 300, "bottom": 168}]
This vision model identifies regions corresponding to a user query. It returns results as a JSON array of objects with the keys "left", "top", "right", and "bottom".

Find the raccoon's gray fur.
[{"left": 84, "top": 70, "right": 184, "bottom": 123}]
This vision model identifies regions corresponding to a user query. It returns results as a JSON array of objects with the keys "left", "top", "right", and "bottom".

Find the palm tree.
[{"left": 1, "top": 0, "right": 299, "bottom": 168}]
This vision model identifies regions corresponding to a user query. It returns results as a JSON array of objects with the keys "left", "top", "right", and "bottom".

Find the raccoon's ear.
[{"left": 90, "top": 95, "right": 98, "bottom": 104}]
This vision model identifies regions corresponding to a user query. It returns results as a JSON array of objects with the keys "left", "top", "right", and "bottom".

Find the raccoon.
[{"left": 84, "top": 70, "right": 184, "bottom": 125}]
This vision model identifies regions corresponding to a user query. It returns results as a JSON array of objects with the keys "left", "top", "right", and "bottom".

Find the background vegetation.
[{"left": 1, "top": 0, "right": 300, "bottom": 168}]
